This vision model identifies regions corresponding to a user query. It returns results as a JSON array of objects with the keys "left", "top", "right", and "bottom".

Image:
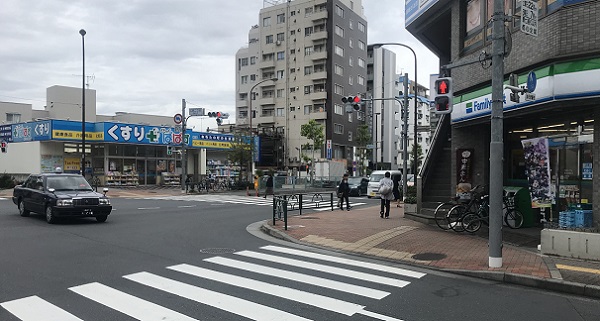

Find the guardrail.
[{"left": 272, "top": 192, "right": 335, "bottom": 230}]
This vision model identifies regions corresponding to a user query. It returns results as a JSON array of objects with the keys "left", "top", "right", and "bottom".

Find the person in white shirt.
[{"left": 378, "top": 171, "right": 394, "bottom": 218}]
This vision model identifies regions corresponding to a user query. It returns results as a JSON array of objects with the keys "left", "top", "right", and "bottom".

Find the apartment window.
[
  {"left": 266, "top": 35, "right": 273, "bottom": 44},
  {"left": 349, "top": 38, "right": 353, "bottom": 48},
  {"left": 335, "top": 5, "right": 344, "bottom": 17},
  {"left": 314, "top": 64, "right": 325, "bottom": 73},
  {"left": 241, "top": 75, "right": 248, "bottom": 84},
  {"left": 6, "top": 113, "right": 21, "bottom": 123},
  {"left": 263, "top": 16, "right": 271, "bottom": 27},
  {"left": 290, "top": 106, "right": 296, "bottom": 112},
  {"left": 358, "top": 21, "right": 365, "bottom": 32},
  {"left": 358, "top": 58, "right": 365, "bottom": 68},
  {"left": 277, "top": 13, "right": 285, "bottom": 24},
  {"left": 277, "top": 69, "right": 284, "bottom": 78},
  {"left": 250, "top": 74, "right": 257, "bottom": 81},
  {"left": 349, "top": 57, "right": 354, "bottom": 66},
  {"left": 290, "top": 49, "right": 295, "bottom": 55},
  {"left": 277, "top": 51, "right": 285, "bottom": 60},
  {"left": 305, "top": 26, "right": 313, "bottom": 37},
  {"left": 334, "top": 124, "right": 344, "bottom": 134},
  {"left": 304, "top": 105, "right": 312, "bottom": 114},
  {"left": 349, "top": 20, "right": 354, "bottom": 29},
  {"left": 304, "top": 66, "right": 312, "bottom": 75},
  {"left": 239, "top": 58, "right": 248, "bottom": 68},
  {"left": 334, "top": 64, "right": 344, "bottom": 76},
  {"left": 305, "top": 7, "right": 313, "bottom": 16},
  {"left": 348, "top": 131, "right": 353, "bottom": 141},
  {"left": 348, "top": 76, "right": 353, "bottom": 85},
  {"left": 239, "top": 93, "right": 248, "bottom": 100},
  {"left": 250, "top": 56, "right": 256, "bottom": 65},
  {"left": 335, "top": 25, "right": 344, "bottom": 37},
  {"left": 334, "top": 104, "right": 343, "bottom": 115},
  {"left": 357, "top": 75, "right": 365, "bottom": 85},
  {"left": 276, "top": 89, "right": 285, "bottom": 98},
  {"left": 277, "top": 33, "right": 285, "bottom": 42},
  {"left": 290, "top": 68, "right": 295, "bottom": 74},
  {"left": 263, "top": 53, "right": 274, "bottom": 61},
  {"left": 290, "top": 87, "right": 296, "bottom": 92},
  {"left": 335, "top": 45, "right": 344, "bottom": 57},
  {"left": 304, "top": 46, "right": 313, "bottom": 55},
  {"left": 348, "top": 113, "right": 353, "bottom": 122},
  {"left": 276, "top": 108, "right": 285, "bottom": 117},
  {"left": 334, "top": 84, "right": 344, "bottom": 95},
  {"left": 358, "top": 40, "right": 365, "bottom": 50},
  {"left": 304, "top": 85, "right": 312, "bottom": 94}
]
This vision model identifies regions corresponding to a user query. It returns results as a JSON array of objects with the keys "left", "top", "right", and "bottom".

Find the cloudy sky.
[{"left": 0, "top": 0, "right": 438, "bottom": 131}]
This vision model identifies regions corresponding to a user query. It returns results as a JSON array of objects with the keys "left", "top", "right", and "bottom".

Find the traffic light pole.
[{"left": 181, "top": 99, "right": 187, "bottom": 193}]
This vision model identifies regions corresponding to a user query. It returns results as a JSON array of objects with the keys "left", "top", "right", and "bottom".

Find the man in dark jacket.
[
  {"left": 264, "top": 174, "right": 274, "bottom": 198},
  {"left": 337, "top": 174, "right": 351, "bottom": 211}
]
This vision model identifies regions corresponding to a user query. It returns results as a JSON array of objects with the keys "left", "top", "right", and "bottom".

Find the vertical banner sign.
[
  {"left": 326, "top": 139, "right": 332, "bottom": 160},
  {"left": 522, "top": 137, "right": 552, "bottom": 208},
  {"left": 455, "top": 149, "right": 474, "bottom": 200}
]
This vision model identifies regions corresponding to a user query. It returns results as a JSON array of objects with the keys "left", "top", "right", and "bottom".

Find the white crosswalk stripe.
[
  {"left": 1, "top": 246, "right": 421, "bottom": 320},
  {"left": 139, "top": 194, "right": 366, "bottom": 211}
]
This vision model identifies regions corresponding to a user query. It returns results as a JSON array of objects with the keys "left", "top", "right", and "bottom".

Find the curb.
[{"left": 259, "top": 222, "right": 600, "bottom": 300}]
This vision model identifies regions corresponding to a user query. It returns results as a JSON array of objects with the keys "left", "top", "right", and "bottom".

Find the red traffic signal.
[
  {"left": 1, "top": 140, "right": 6, "bottom": 153},
  {"left": 434, "top": 77, "right": 453, "bottom": 115},
  {"left": 436, "top": 79, "right": 450, "bottom": 95}
]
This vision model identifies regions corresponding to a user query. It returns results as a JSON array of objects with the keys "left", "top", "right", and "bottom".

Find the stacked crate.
[
  {"left": 559, "top": 211, "right": 576, "bottom": 228},
  {"left": 574, "top": 210, "right": 593, "bottom": 228}
]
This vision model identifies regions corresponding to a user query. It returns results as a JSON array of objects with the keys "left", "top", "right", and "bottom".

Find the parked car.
[{"left": 12, "top": 170, "right": 112, "bottom": 224}]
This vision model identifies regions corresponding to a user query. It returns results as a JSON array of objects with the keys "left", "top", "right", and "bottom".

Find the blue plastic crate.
[
  {"left": 559, "top": 211, "right": 576, "bottom": 228},
  {"left": 574, "top": 210, "right": 593, "bottom": 228}
]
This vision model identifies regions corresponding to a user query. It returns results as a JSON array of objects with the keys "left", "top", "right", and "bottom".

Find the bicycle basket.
[{"left": 504, "top": 196, "right": 515, "bottom": 209}]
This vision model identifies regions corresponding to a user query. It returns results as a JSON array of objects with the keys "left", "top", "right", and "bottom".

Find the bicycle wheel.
[
  {"left": 505, "top": 209, "right": 524, "bottom": 229},
  {"left": 447, "top": 205, "right": 467, "bottom": 232},
  {"left": 434, "top": 202, "right": 455, "bottom": 230},
  {"left": 461, "top": 212, "right": 482, "bottom": 233}
]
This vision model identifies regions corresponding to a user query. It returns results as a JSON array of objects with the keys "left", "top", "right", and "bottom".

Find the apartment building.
[{"left": 235, "top": 0, "right": 368, "bottom": 171}]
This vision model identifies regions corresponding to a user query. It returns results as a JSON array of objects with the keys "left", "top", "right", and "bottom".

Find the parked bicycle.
[
  {"left": 460, "top": 193, "right": 524, "bottom": 233},
  {"left": 434, "top": 185, "right": 485, "bottom": 232}
]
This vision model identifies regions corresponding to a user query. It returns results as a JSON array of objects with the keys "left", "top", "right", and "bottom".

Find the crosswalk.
[
  {"left": 1, "top": 245, "right": 425, "bottom": 321},
  {"left": 137, "top": 194, "right": 367, "bottom": 211}
]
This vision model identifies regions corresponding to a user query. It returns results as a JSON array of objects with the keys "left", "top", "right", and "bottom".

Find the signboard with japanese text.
[
  {"left": 1, "top": 124, "right": 13, "bottom": 142},
  {"left": 12, "top": 121, "right": 52, "bottom": 142},
  {"left": 521, "top": 0, "right": 538, "bottom": 37},
  {"left": 103, "top": 122, "right": 188, "bottom": 146},
  {"left": 51, "top": 120, "right": 102, "bottom": 141}
]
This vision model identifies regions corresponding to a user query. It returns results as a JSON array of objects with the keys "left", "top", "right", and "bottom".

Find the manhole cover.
[
  {"left": 412, "top": 253, "right": 447, "bottom": 261},
  {"left": 299, "top": 216, "right": 320, "bottom": 219},
  {"left": 199, "top": 248, "right": 236, "bottom": 254}
]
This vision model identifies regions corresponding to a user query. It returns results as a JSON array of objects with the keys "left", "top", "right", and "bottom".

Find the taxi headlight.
[
  {"left": 57, "top": 199, "right": 73, "bottom": 206},
  {"left": 99, "top": 198, "right": 111, "bottom": 205}
]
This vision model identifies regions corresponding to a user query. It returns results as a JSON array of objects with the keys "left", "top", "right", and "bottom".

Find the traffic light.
[
  {"left": 207, "top": 111, "right": 221, "bottom": 118},
  {"left": 166, "top": 145, "right": 172, "bottom": 155},
  {"left": 509, "top": 73, "right": 520, "bottom": 103},
  {"left": 208, "top": 111, "right": 223, "bottom": 126},
  {"left": 1, "top": 141, "right": 6, "bottom": 153},
  {"left": 434, "top": 77, "right": 453, "bottom": 114},
  {"left": 341, "top": 96, "right": 363, "bottom": 113}
]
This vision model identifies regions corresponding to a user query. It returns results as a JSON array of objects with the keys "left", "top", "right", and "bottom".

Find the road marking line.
[
  {"left": 204, "top": 256, "right": 390, "bottom": 299},
  {"left": 1, "top": 296, "right": 83, "bottom": 321},
  {"left": 124, "top": 272, "right": 311, "bottom": 321},
  {"left": 359, "top": 309, "right": 405, "bottom": 321},
  {"left": 69, "top": 282, "right": 197, "bottom": 320},
  {"left": 556, "top": 264, "right": 600, "bottom": 275},
  {"left": 168, "top": 264, "right": 365, "bottom": 316},
  {"left": 235, "top": 251, "right": 411, "bottom": 288},
  {"left": 137, "top": 207, "right": 161, "bottom": 210},
  {"left": 262, "top": 245, "right": 426, "bottom": 279},
  {"left": 177, "top": 205, "right": 197, "bottom": 208}
]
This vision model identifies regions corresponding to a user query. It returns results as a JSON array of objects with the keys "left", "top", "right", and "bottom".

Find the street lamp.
[
  {"left": 246, "top": 77, "right": 277, "bottom": 180},
  {"left": 79, "top": 29, "right": 86, "bottom": 177},
  {"left": 371, "top": 42, "right": 418, "bottom": 205}
]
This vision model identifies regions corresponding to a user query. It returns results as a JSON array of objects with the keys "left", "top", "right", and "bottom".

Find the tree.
[
  {"left": 300, "top": 120, "right": 325, "bottom": 179},
  {"left": 409, "top": 143, "right": 424, "bottom": 174},
  {"left": 227, "top": 131, "right": 253, "bottom": 183},
  {"left": 355, "top": 124, "right": 371, "bottom": 176}
]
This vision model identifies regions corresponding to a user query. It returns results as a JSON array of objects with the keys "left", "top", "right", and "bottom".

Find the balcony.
[
  {"left": 256, "top": 96, "right": 275, "bottom": 106},
  {"left": 259, "top": 59, "right": 276, "bottom": 69},
  {"left": 311, "top": 91, "right": 327, "bottom": 100},
  {"left": 311, "top": 71, "right": 327, "bottom": 81},
  {"left": 311, "top": 9, "right": 327, "bottom": 21},
  {"left": 256, "top": 114, "right": 276, "bottom": 124},
  {"left": 311, "top": 30, "right": 327, "bottom": 41},
  {"left": 312, "top": 110, "right": 327, "bottom": 120},
  {"left": 311, "top": 51, "right": 327, "bottom": 60}
]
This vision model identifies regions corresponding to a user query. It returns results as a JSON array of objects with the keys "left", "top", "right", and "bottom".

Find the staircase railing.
[{"left": 417, "top": 114, "right": 450, "bottom": 205}]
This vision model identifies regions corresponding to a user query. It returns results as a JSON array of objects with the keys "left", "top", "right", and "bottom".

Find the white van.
[{"left": 367, "top": 170, "right": 403, "bottom": 198}]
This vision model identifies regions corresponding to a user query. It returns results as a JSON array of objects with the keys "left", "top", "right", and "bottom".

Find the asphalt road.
[{"left": 0, "top": 195, "right": 598, "bottom": 320}]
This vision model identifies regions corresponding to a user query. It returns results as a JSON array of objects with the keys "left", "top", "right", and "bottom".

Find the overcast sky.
[{"left": 0, "top": 0, "right": 439, "bottom": 131}]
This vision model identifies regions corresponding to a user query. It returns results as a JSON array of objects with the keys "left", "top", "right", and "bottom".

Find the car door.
[
  {"left": 29, "top": 176, "right": 46, "bottom": 214},
  {"left": 20, "top": 175, "right": 36, "bottom": 212}
]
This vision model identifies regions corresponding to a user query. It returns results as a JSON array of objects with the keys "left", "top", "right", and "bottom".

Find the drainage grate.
[
  {"left": 199, "top": 248, "right": 236, "bottom": 254},
  {"left": 412, "top": 252, "right": 447, "bottom": 261}
]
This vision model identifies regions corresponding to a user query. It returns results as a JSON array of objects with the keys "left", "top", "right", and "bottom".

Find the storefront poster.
[
  {"left": 456, "top": 149, "right": 474, "bottom": 200},
  {"left": 582, "top": 162, "right": 593, "bottom": 180},
  {"left": 63, "top": 157, "right": 80, "bottom": 173},
  {"left": 41, "top": 155, "right": 64, "bottom": 173},
  {"left": 522, "top": 137, "right": 553, "bottom": 208}
]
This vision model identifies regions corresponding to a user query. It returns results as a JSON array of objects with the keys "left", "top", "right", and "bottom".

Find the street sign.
[
  {"left": 521, "top": 0, "right": 538, "bottom": 37},
  {"left": 174, "top": 124, "right": 182, "bottom": 133},
  {"left": 527, "top": 71, "right": 537, "bottom": 92},
  {"left": 326, "top": 139, "right": 332, "bottom": 160},
  {"left": 365, "top": 144, "right": 374, "bottom": 149},
  {"left": 188, "top": 108, "right": 205, "bottom": 116},
  {"left": 173, "top": 113, "right": 183, "bottom": 124}
]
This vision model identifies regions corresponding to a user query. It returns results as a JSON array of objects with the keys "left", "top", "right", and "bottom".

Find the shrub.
[
  {"left": 404, "top": 185, "right": 417, "bottom": 204},
  {"left": 0, "top": 173, "right": 16, "bottom": 189}
]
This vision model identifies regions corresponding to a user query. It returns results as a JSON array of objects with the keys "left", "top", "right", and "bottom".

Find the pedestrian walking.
[
  {"left": 264, "top": 173, "right": 274, "bottom": 198},
  {"left": 253, "top": 175, "right": 260, "bottom": 197},
  {"left": 337, "top": 174, "right": 351, "bottom": 211},
  {"left": 378, "top": 171, "right": 394, "bottom": 218},
  {"left": 393, "top": 175, "right": 402, "bottom": 207}
]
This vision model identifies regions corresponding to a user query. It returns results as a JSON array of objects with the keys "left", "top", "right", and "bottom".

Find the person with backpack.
[
  {"left": 378, "top": 171, "right": 394, "bottom": 218},
  {"left": 337, "top": 174, "right": 351, "bottom": 211}
]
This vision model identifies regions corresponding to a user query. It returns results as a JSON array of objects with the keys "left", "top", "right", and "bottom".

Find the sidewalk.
[{"left": 262, "top": 203, "right": 600, "bottom": 299}]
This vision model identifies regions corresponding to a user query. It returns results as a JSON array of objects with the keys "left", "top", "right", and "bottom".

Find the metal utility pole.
[
  {"left": 79, "top": 29, "right": 86, "bottom": 177},
  {"left": 402, "top": 73, "right": 409, "bottom": 201},
  {"left": 181, "top": 99, "right": 187, "bottom": 193},
  {"left": 489, "top": 0, "right": 505, "bottom": 268}
]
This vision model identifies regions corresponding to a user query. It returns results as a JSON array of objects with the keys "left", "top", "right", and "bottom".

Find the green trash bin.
[{"left": 503, "top": 186, "right": 534, "bottom": 228}]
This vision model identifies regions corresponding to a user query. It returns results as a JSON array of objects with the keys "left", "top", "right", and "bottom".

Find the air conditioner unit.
[{"left": 276, "top": 40, "right": 282, "bottom": 46}]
